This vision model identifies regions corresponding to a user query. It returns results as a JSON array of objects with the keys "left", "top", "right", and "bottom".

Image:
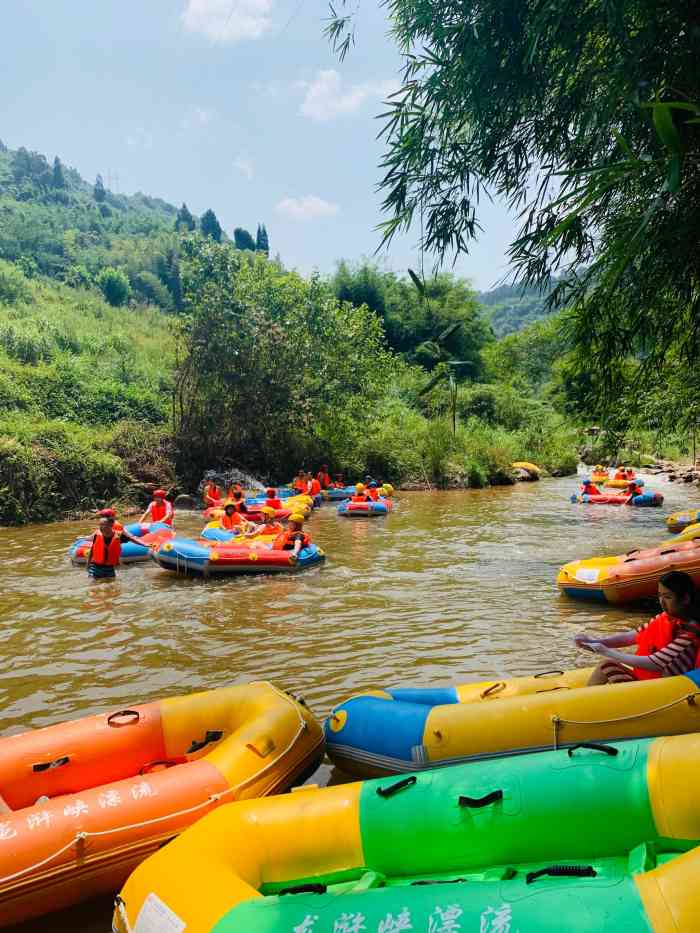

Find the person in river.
[
  {"left": 244, "top": 506, "right": 283, "bottom": 538},
  {"left": 580, "top": 478, "right": 601, "bottom": 496},
  {"left": 264, "top": 488, "right": 283, "bottom": 509},
  {"left": 140, "top": 489, "right": 174, "bottom": 526},
  {"left": 227, "top": 488, "right": 249, "bottom": 514},
  {"left": 86, "top": 516, "right": 140, "bottom": 579},
  {"left": 575, "top": 571, "right": 700, "bottom": 684},
  {"left": 274, "top": 513, "right": 311, "bottom": 556},
  {"left": 293, "top": 470, "right": 307, "bottom": 493},
  {"left": 624, "top": 478, "right": 645, "bottom": 500},
  {"left": 203, "top": 479, "right": 222, "bottom": 507},
  {"left": 218, "top": 502, "right": 253, "bottom": 533},
  {"left": 316, "top": 465, "right": 331, "bottom": 490},
  {"left": 351, "top": 483, "right": 371, "bottom": 503}
]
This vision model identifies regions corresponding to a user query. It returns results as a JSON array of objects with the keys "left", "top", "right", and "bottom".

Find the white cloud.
[
  {"left": 275, "top": 195, "right": 340, "bottom": 222},
  {"left": 181, "top": 0, "right": 272, "bottom": 42},
  {"left": 298, "top": 70, "right": 398, "bottom": 122},
  {"left": 181, "top": 107, "right": 215, "bottom": 130},
  {"left": 233, "top": 155, "right": 254, "bottom": 180}
]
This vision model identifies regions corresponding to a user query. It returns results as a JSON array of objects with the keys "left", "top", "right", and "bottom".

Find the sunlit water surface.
[{"left": 2, "top": 473, "right": 697, "bottom": 930}]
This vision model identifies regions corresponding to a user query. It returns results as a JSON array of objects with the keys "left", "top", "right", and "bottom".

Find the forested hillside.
[{"left": 478, "top": 281, "right": 555, "bottom": 338}]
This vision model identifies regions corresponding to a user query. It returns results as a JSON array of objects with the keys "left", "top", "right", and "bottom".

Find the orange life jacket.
[
  {"left": 204, "top": 483, "right": 221, "bottom": 503},
  {"left": 293, "top": 478, "right": 306, "bottom": 492},
  {"left": 274, "top": 530, "right": 310, "bottom": 551},
  {"left": 309, "top": 478, "right": 321, "bottom": 496},
  {"left": 582, "top": 484, "right": 600, "bottom": 496},
  {"left": 220, "top": 512, "right": 245, "bottom": 530},
  {"left": 317, "top": 471, "right": 331, "bottom": 489},
  {"left": 149, "top": 500, "right": 172, "bottom": 524},
  {"left": 265, "top": 498, "right": 282, "bottom": 510},
  {"left": 351, "top": 494, "right": 370, "bottom": 503},
  {"left": 367, "top": 487, "right": 380, "bottom": 501},
  {"left": 90, "top": 532, "right": 121, "bottom": 567},
  {"left": 257, "top": 522, "right": 282, "bottom": 536},
  {"left": 633, "top": 612, "right": 700, "bottom": 680}
]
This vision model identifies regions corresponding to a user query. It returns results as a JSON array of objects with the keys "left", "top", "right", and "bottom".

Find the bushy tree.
[
  {"left": 255, "top": 224, "right": 269, "bottom": 254},
  {"left": 96, "top": 266, "right": 130, "bottom": 306},
  {"left": 175, "top": 202, "right": 195, "bottom": 232},
  {"left": 93, "top": 174, "right": 106, "bottom": 203},
  {"left": 52, "top": 157, "right": 65, "bottom": 189},
  {"left": 200, "top": 209, "right": 222, "bottom": 242},
  {"left": 233, "top": 227, "right": 256, "bottom": 251}
]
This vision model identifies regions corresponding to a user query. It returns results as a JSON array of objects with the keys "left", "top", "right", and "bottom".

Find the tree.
[
  {"left": 96, "top": 266, "right": 130, "bottom": 306},
  {"left": 255, "top": 224, "right": 269, "bottom": 254},
  {"left": 175, "top": 202, "right": 195, "bottom": 232},
  {"left": 233, "top": 227, "right": 256, "bottom": 251},
  {"left": 93, "top": 174, "right": 106, "bottom": 203},
  {"left": 328, "top": 0, "right": 700, "bottom": 405},
  {"left": 200, "top": 208, "right": 222, "bottom": 242},
  {"left": 52, "top": 157, "right": 65, "bottom": 189}
]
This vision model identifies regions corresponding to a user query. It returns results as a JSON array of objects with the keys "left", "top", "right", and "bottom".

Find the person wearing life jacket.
[
  {"left": 381, "top": 483, "right": 394, "bottom": 499},
  {"left": 576, "top": 571, "right": 700, "bottom": 684},
  {"left": 366, "top": 481, "right": 381, "bottom": 502},
  {"left": 613, "top": 467, "right": 626, "bottom": 481},
  {"left": 580, "top": 478, "right": 601, "bottom": 496},
  {"left": 226, "top": 489, "right": 249, "bottom": 515},
  {"left": 264, "top": 488, "right": 283, "bottom": 510},
  {"left": 203, "top": 480, "right": 222, "bottom": 507},
  {"left": 332, "top": 473, "right": 345, "bottom": 489},
  {"left": 293, "top": 470, "right": 307, "bottom": 494},
  {"left": 140, "top": 489, "right": 174, "bottom": 526},
  {"left": 245, "top": 506, "right": 283, "bottom": 538},
  {"left": 351, "top": 483, "right": 371, "bottom": 503},
  {"left": 624, "top": 479, "right": 645, "bottom": 500},
  {"left": 316, "top": 465, "right": 331, "bottom": 490},
  {"left": 218, "top": 502, "right": 252, "bottom": 533},
  {"left": 86, "top": 517, "right": 129, "bottom": 579},
  {"left": 273, "top": 513, "right": 311, "bottom": 556},
  {"left": 226, "top": 482, "right": 243, "bottom": 500}
]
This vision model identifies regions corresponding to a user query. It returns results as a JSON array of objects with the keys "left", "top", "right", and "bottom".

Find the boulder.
[{"left": 174, "top": 494, "right": 198, "bottom": 510}]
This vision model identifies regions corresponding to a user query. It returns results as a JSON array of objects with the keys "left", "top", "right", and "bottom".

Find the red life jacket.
[
  {"left": 633, "top": 613, "right": 700, "bottom": 680},
  {"left": 293, "top": 478, "right": 306, "bottom": 492},
  {"left": 90, "top": 532, "right": 121, "bottom": 566},
  {"left": 274, "top": 530, "right": 310, "bottom": 551},
  {"left": 265, "top": 498, "right": 282, "bottom": 510},
  {"left": 351, "top": 494, "right": 369, "bottom": 503},
  {"left": 317, "top": 471, "right": 331, "bottom": 489},
  {"left": 257, "top": 522, "right": 282, "bottom": 536},
  {"left": 309, "top": 478, "right": 321, "bottom": 496},
  {"left": 220, "top": 512, "right": 244, "bottom": 530},
  {"left": 204, "top": 483, "right": 221, "bottom": 504},
  {"left": 149, "top": 500, "right": 173, "bottom": 524},
  {"left": 367, "top": 487, "right": 380, "bottom": 501}
]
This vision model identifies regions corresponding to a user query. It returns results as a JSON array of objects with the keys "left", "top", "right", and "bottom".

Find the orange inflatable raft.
[{"left": 0, "top": 683, "right": 323, "bottom": 927}]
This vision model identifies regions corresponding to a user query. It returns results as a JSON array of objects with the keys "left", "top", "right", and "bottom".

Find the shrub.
[
  {"left": 0, "top": 260, "right": 32, "bottom": 304},
  {"left": 96, "top": 266, "right": 130, "bottom": 306}
]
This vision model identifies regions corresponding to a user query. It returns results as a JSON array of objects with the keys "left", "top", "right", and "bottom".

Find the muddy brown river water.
[{"left": 2, "top": 474, "right": 698, "bottom": 930}]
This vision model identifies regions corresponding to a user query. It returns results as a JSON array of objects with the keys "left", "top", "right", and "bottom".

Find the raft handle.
[
  {"left": 660, "top": 549, "right": 677, "bottom": 555},
  {"left": 534, "top": 670, "right": 564, "bottom": 678},
  {"left": 411, "top": 877, "right": 467, "bottom": 886},
  {"left": 458, "top": 789, "right": 503, "bottom": 808},
  {"left": 526, "top": 865, "right": 596, "bottom": 885},
  {"left": 278, "top": 883, "right": 327, "bottom": 896},
  {"left": 481, "top": 682, "right": 506, "bottom": 698},
  {"left": 376, "top": 776, "right": 417, "bottom": 798},
  {"left": 32, "top": 755, "right": 69, "bottom": 773},
  {"left": 107, "top": 710, "right": 140, "bottom": 727},
  {"left": 187, "top": 730, "right": 224, "bottom": 754},
  {"left": 567, "top": 742, "right": 618, "bottom": 758},
  {"left": 139, "top": 758, "right": 187, "bottom": 775}
]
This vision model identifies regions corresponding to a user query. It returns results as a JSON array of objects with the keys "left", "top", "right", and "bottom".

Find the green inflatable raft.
[{"left": 115, "top": 733, "right": 700, "bottom": 932}]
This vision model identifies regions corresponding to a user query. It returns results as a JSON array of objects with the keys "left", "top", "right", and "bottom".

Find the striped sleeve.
[{"left": 646, "top": 635, "right": 698, "bottom": 676}]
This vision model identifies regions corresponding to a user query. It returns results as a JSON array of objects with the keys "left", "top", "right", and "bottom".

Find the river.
[{"left": 2, "top": 473, "right": 698, "bottom": 930}]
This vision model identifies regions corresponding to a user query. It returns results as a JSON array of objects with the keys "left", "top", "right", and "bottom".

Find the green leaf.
[
  {"left": 651, "top": 103, "right": 682, "bottom": 155},
  {"left": 407, "top": 267, "right": 425, "bottom": 295}
]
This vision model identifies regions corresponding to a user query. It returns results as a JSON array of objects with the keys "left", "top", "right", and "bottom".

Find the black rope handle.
[
  {"left": 412, "top": 877, "right": 467, "bottom": 886},
  {"left": 279, "top": 883, "right": 327, "bottom": 896},
  {"left": 187, "top": 730, "right": 224, "bottom": 754},
  {"left": 107, "top": 709, "right": 140, "bottom": 727},
  {"left": 32, "top": 755, "right": 69, "bottom": 773},
  {"left": 567, "top": 743, "right": 618, "bottom": 758},
  {"left": 458, "top": 789, "right": 503, "bottom": 808},
  {"left": 534, "top": 670, "right": 564, "bottom": 678},
  {"left": 526, "top": 865, "right": 596, "bottom": 885},
  {"left": 376, "top": 775, "right": 417, "bottom": 798},
  {"left": 660, "top": 548, "right": 677, "bottom": 555}
]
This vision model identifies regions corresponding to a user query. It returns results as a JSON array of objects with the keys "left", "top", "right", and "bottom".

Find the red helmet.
[
  {"left": 153, "top": 489, "right": 166, "bottom": 498},
  {"left": 266, "top": 487, "right": 276, "bottom": 497},
  {"left": 98, "top": 508, "right": 116, "bottom": 518}
]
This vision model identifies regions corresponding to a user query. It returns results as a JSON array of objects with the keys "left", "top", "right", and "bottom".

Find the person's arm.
[
  {"left": 575, "top": 630, "right": 636, "bottom": 648},
  {"left": 120, "top": 528, "right": 141, "bottom": 545},
  {"left": 85, "top": 533, "right": 96, "bottom": 566},
  {"left": 583, "top": 643, "right": 658, "bottom": 671},
  {"left": 139, "top": 505, "right": 150, "bottom": 523}
]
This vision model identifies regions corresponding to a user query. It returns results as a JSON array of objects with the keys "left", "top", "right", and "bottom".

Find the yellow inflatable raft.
[
  {"left": 512, "top": 460, "right": 541, "bottom": 479},
  {"left": 0, "top": 682, "right": 323, "bottom": 927},
  {"left": 322, "top": 667, "right": 700, "bottom": 777}
]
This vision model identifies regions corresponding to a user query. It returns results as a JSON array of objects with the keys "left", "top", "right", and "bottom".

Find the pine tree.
[
  {"left": 93, "top": 174, "right": 106, "bottom": 203},
  {"left": 200, "top": 208, "right": 222, "bottom": 242},
  {"left": 234, "top": 227, "right": 256, "bottom": 251},
  {"left": 256, "top": 223, "right": 269, "bottom": 255},
  {"left": 52, "top": 156, "right": 65, "bottom": 188},
  {"left": 175, "top": 202, "right": 196, "bottom": 232}
]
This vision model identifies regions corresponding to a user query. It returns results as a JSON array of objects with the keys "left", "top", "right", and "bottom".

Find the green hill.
[{"left": 478, "top": 281, "right": 555, "bottom": 337}]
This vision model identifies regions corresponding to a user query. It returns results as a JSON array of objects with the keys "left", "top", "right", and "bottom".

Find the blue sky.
[{"left": 4, "top": 0, "right": 515, "bottom": 290}]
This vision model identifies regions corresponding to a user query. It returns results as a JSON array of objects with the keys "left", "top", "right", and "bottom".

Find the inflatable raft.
[
  {"left": 571, "top": 488, "right": 663, "bottom": 507},
  {"left": 667, "top": 509, "right": 700, "bottom": 534},
  {"left": 512, "top": 460, "right": 541, "bottom": 480},
  {"left": 591, "top": 468, "right": 610, "bottom": 483},
  {"left": 323, "top": 485, "right": 357, "bottom": 501},
  {"left": 151, "top": 537, "right": 325, "bottom": 576},
  {"left": 557, "top": 537, "right": 700, "bottom": 603},
  {"left": 0, "top": 682, "right": 323, "bottom": 927},
  {"left": 322, "top": 667, "right": 700, "bottom": 777},
  {"left": 69, "top": 522, "right": 174, "bottom": 565},
  {"left": 337, "top": 499, "right": 392, "bottom": 517},
  {"left": 115, "top": 732, "right": 700, "bottom": 933}
]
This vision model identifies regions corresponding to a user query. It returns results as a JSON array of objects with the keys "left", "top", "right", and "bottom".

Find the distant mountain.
[{"left": 478, "top": 280, "right": 556, "bottom": 338}]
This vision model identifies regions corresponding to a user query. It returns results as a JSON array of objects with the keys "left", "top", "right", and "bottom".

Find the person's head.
[
  {"left": 153, "top": 488, "right": 166, "bottom": 500},
  {"left": 98, "top": 508, "right": 116, "bottom": 519},
  {"left": 261, "top": 506, "right": 275, "bottom": 521},
  {"left": 99, "top": 517, "right": 114, "bottom": 538},
  {"left": 658, "top": 571, "right": 696, "bottom": 618},
  {"left": 233, "top": 489, "right": 243, "bottom": 500},
  {"left": 288, "top": 512, "right": 305, "bottom": 531},
  {"left": 266, "top": 488, "right": 276, "bottom": 498},
  {"left": 355, "top": 483, "right": 365, "bottom": 493},
  {"left": 297, "top": 469, "right": 305, "bottom": 477},
  {"left": 582, "top": 478, "right": 593, "bottom": 488},
  {"left": 224, "top": 503, "right": 236, "bottom": 516}
]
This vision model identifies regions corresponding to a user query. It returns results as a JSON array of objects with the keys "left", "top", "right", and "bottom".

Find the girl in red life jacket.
[
  {"left": 264, "top": 488, "right": 283, "bottom": 510},
  {"left": 227, "top": 490, "right": 249, "bottom": 514},
  {"left": 218, "top": 503, "right": 252, "bottom": 533},
  {"left": 317, "top": 465, "right": 331, "bottom": 489},
  {"left": 226, "top": 482, "right": 243, "bottom": 500},
  {"left": 332, "top": 473, "right": 345, "bottom": 488},
  {"left": 203, "top": 480, "right": 222, "bottom": 507},
  {"left": 140, "top": 490, "right": 174, "bottom": 526},
  {"left": 580, "top": 479, "right": 601, "bottom": 496},
  {"left": 575, "top": 571, "right": 700, "bottom": 685},
  {"left": 293, "top": 470, "right": 306, "bottom": 493},
  {"left": 273, "top": 513, "right": 311, "bottom": 555}
]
